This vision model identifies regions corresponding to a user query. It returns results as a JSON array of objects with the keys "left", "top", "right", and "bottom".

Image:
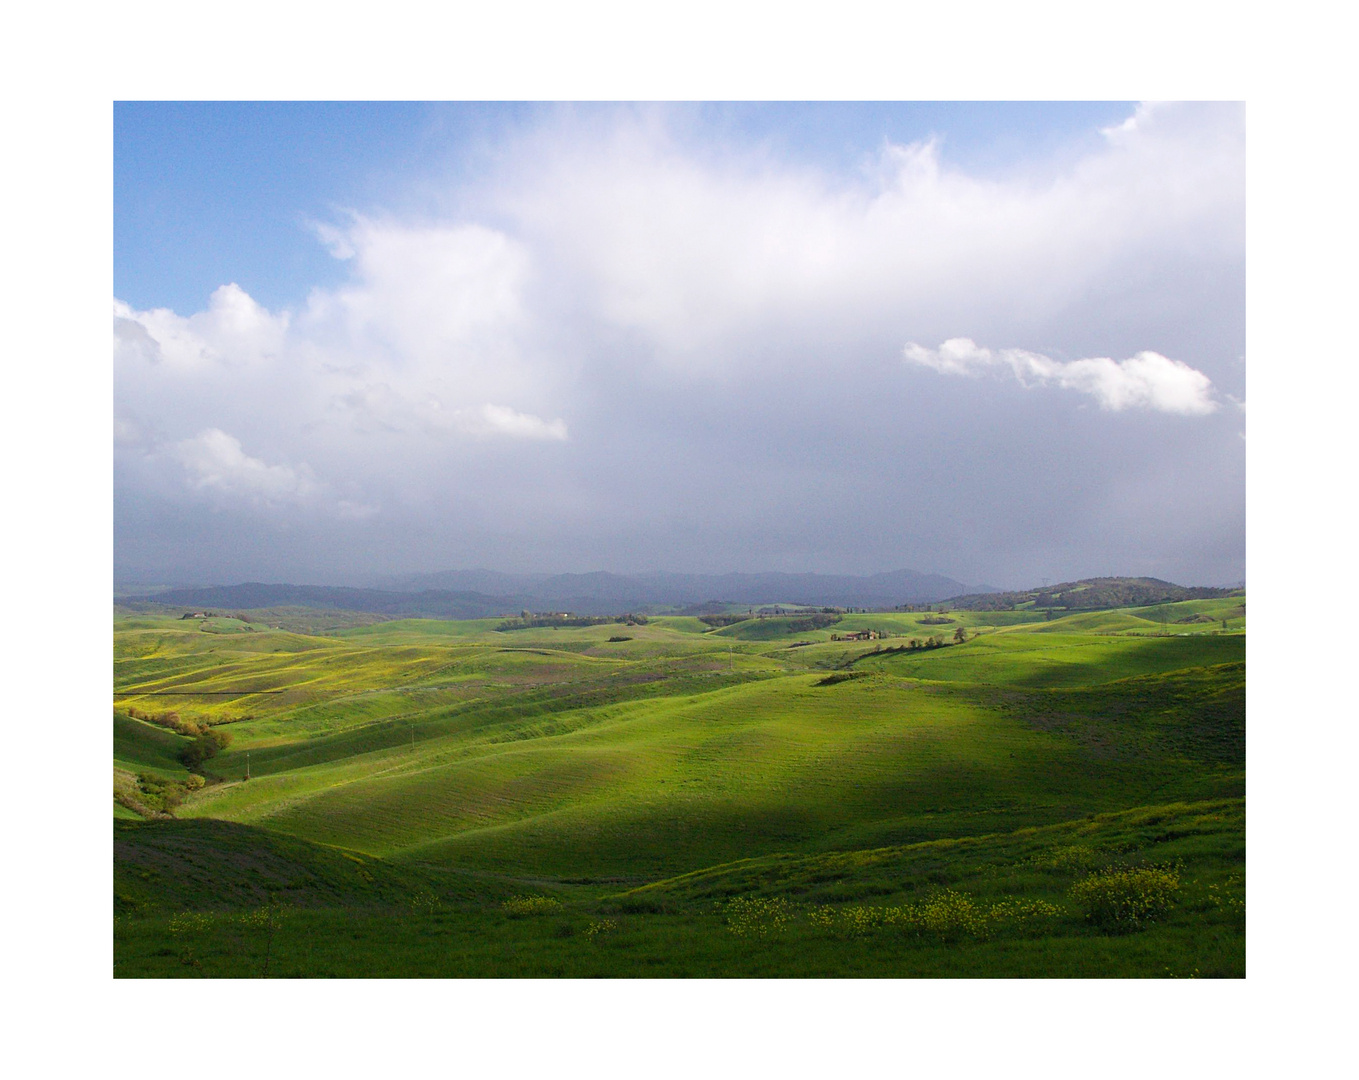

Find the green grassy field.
[{"left": 113, "top": 598, "right": 1245, "bottom": 977}]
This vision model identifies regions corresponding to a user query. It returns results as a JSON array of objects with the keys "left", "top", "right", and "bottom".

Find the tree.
[
  {"left": 953, "top": 626, "right": 967, "bottom": 644},
  {"left": 178, "top": 726, "right": 232, "bottom": 771}
]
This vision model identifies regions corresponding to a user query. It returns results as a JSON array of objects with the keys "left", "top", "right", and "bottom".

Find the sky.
[{"left": 113, "top": 101, "right": 1245, "bottom": 589}]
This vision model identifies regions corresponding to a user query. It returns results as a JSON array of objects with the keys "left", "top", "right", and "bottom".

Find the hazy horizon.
[{"left": 113, "top": 564, "right": 1243, "bottom": 595}]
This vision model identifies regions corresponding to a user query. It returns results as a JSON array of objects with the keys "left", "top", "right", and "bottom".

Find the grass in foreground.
[{"left": 113, "top": 799, "right": 1243, "bottom": 977}]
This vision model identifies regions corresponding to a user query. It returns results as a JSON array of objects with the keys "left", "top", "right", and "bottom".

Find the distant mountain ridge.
[
  {"left": 376, "top": 568, "right": 976, "bottom": 609},
  {"left": 134, "top": 568, "right": 981, "bottom": 620}
]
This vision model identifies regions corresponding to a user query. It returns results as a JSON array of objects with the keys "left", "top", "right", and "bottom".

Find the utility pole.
[{"left": 245, "top": 750, "right": 250, "bottom": 781}]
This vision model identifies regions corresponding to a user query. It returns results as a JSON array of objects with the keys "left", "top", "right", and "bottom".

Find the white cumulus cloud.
[
  {"left": 493, "top": 102, "right": 1243, "bottom": 372},
  {"left": 114, "top": 284, "right": 289, "bottom": 369},
  {"left": 173, "top": 429, "right": 323, "bottom": 507},
  {"left": 456, "top": 404, "right": 568, "bottom": 441},
  {"left": 903, "top": 338, "right": 1218, "bottom": 415}
]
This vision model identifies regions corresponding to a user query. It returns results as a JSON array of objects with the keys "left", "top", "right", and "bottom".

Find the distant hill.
[
  {"left": 376, "top": 568, "right": 976, "bottom": 610},
  {"left": 138, "top": 569, "right": 975, "bottom": 619},
  {"left": 123, "top": 574, "right": 1238, "bottom": 620},
  {"left": 140, "top": 584, "right": 524, "bottom": 620},
  {"left": 945, "top": 577, "right": 1240, "bottom": 612}
]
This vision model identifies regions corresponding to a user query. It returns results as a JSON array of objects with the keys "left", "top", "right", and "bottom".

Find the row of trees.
[
  {"left": 121, "top": 706, "right": 233, "bottom": 771},
  {"left": 859, "top": 626, "right": 969, "bottom": 658},
  {"left": 884, "top": 626, "right": 970, "bottom": 650},
  {"left": 497, "top": 612, "right": 650, "bottom": 631}
]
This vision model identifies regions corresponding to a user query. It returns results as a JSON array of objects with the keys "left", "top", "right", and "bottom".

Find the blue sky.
[
  {"left": 113, "top": 101, "right": 1243, "bottom": 588},
  {"left": 116, "top": 102, "right": 1135, "bottom": 314}
]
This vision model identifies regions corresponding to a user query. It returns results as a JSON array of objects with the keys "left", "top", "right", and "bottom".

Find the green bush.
[
  {"left": 502, "top": 896, "right": 561, "bottom": 917},
  {"left": 127, "top": 707, "right": 203, "bottom": 737},
  {"left": 1069, "top": 866, "right": 1180, "bottom": 932},
  {"left": 722, "top": 896, "right": 794, "bottom": 937},
  {"left": 815, "top": 671, "right": 870, "bottom": 686},
  {"left": 583, "top": 918, "right": 617, "bottom": 940},
  {"left": 806, "top": 892, "right": 1062, "bottom": 942},
  {"left": 130, "top": 772, "right": 193, "bottom": 815},
  {"left": 178, "top": 727, "right": 232, "bottom": 770},
  {"left": 913, "top": 890, "right": 989, "bottom": 942}
]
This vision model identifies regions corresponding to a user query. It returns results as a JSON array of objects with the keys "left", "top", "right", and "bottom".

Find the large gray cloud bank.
[{"left": 115, "top": 102, "right": 1245, "bottom": 588}]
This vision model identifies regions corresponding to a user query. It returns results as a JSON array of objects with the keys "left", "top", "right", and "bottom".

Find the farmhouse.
[{"left": 831, "top": 629, "right": 881, "bottom": 642}]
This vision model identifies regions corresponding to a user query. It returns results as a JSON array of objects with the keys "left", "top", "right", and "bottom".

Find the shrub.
[
  {"left": 807, "top": 893, "right": 1063, "bottom": 942},
  {"left": 132, "top": 773, "right": 191, "bottom": 815},
  {"left": 178, "top": 727, "right": 232, "bottom": 770},
  {"left": 168, "top": 912, "right": 214, "bottom": 934},
  {"left": 409, "top": 891, "right": 440, "bottom": 914},
  {"left": 913, "top": 889, "right": 988, "bottom": 942},
  {"left": 1203, "top": 878, "right": 1246, "bottom": 928},
  {"left": 814, "top": 671, "right": 870, "bottom": 686},
  {"left": 1035, "top": 844, "right": 1105, "bottom": 871},
  {"left": 128, "top": 707, "right": 208, "bottom": 738},
  {"left": 162, "top": 711, "right": 202, "bottom": 737},
  {"left": 502, "top": 896, "right": 561, "bottom": 917},
  {"left": 722, "top": 896, "right": 794, "bottom": 938},
  {"left": 114, "top": 786, "right": 158, "bottom": 818},
  {"left": 698, "top": 614, "right": 746, "bottom": 628},
  {"left": 179, "top": 735, "right": 214, "bottom": 770},
  {"left": 1069, "top": 866, "right": 1180, "bottom": 932},
  {"left": 985, "top": 898, "right": 1062, "bottom": 931}
]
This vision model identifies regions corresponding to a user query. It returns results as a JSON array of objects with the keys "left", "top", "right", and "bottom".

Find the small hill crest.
[{"left": 946, "top": 576, "right": 1240, "bottom": 612}]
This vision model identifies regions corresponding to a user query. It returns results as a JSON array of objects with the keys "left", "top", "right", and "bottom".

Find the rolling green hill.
[{"left": 113, "top": 596, "right": 1245, "bottom": 978}]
